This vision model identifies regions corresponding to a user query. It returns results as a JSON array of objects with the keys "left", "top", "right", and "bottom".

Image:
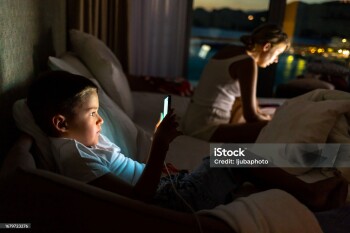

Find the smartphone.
[{"left": 161, "top": 95, "right": 171, "bottom": 121}]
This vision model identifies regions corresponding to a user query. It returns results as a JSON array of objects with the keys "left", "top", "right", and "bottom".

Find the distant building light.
[
  {"left": 343, "top": 50, "right": 350, "bottom": 56},
  {"left": 297, "top": 59, "right": 306, "bottom": 72},
  {"left": 260, "top": 17, "right": 266, "bottom": 22},
  {"left": 317, "top": 48, "right": 324, "bottom": 53},
  {"left": 327, "top": 48, "right": 334, "bottom": 53},
  {"left": 342, "top": 38, "right": 347, "bottom": 43},
  {"left": 248, "top": 15, "right": 254, "bottom": 21},
  {"left": 198, "top": 44, "right": 211, "bottom": 59},
  {"left": 287, "top": 55, "right": 294, "bottom": 62},
  {"left": 338, "top": 49, "right": 343, "bottom": 54}
]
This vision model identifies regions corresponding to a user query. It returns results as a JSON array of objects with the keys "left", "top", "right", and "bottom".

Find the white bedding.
[
  {"left": 256, "top": 89, "right": 350, "bottom": 201},
  {"left": 198, "top": 189, "right": 322, "bottom": 233}
]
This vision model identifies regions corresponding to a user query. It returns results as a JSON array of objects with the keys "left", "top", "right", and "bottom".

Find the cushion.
[
  {"left": 55, "top": 52, "right": 95, "bottom": 79},
  {"left": 69, "top": 29, "right": 134, "bottom": 118},
  {"left": 48, "top": 53, "right": 94, "bottom": 79},
  {"left": 47, "top": 55, "right": 151, "bottom": 161},
  {"left": 12, "top": 99, "right": 57, "bottom": 171}
]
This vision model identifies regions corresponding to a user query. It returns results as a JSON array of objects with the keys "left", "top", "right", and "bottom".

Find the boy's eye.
[{"left": 90, "top": 112, "right": 96, "bottom": 117}]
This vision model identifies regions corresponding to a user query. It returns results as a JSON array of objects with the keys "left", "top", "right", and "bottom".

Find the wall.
[{"left": 0, "top": 0, "right": 66, "bottom": 162}]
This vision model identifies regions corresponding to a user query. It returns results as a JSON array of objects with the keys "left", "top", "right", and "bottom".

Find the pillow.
[
  {"left": 55, "top": 52, "right": 95, "bottom": 79},
  {"left": 47, "top": 55, "right": 151, "bottom": 161},
  {"left": 69, "top": 29, "right": 134, "bottom": 119},
  {"left": 12, "top": 99, "right": 57, "bottom": 171},
  {"left": 48, "top": 54, "right": 94, "bottom": 79}
]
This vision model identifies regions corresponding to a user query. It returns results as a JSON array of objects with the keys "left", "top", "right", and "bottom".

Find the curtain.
[
  {"left": 128, "top": 0, "right": 192, "bottom": 79},
  {"left": 67, "top": 0, "right": 129, "bottom": 71}
]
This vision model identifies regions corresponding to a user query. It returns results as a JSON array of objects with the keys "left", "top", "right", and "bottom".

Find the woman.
[{"left": 182, "top": 23, "right": 290, "bottom": 142}]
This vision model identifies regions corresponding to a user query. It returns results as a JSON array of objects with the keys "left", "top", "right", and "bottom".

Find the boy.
[{"left": 27, "top": 70, "right": 347, "bottom": 212}]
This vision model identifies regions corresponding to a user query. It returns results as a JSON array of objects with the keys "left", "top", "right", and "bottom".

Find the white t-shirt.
[
  {"left": 191, "top": 54, "right": 249, "bottom": 111},
  {"left": 50, "top": 134, "right": 145, "bottom": 185}
]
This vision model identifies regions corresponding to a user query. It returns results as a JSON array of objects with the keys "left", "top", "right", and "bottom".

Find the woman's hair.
[
  {"left": 240, "top": 24, "right": 289, "bottom": 51},
  {"left": 27, "top": 70, "right": 98, "bottom": 136}
]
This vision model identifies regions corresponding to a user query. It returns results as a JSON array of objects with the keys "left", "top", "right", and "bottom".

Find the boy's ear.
[
  {"left": 263, "top": 42, "right": 272, "bottom": 52},
  {"left": 52, "top": 115, "right": 68, "bottom": 133}
]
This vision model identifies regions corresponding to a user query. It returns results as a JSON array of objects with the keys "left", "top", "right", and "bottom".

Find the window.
[
  {"left": 279, "top": 0, "right": 350, "bottom": 93},
  {"left": 188, "top": 0, "right": 270, "bottom": 85},
  {"left": 188, "top": 0, "right": 350, "bottom": 96}
]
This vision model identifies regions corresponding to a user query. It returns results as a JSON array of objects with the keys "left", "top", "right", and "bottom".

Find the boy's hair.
[
  {"left": 27, "top": 70, "right": 98, "bottom": 136},
  {"left": 240, "top": 23, "right": 290, "bottom": 51}
]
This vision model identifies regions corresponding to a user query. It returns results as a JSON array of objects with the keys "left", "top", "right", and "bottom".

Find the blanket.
[
  {"left": 255, "top": 89, "right": 350, "bottom": 176},
  {"left": 198, "top": 189, "right": 323, "bottom": 233}
]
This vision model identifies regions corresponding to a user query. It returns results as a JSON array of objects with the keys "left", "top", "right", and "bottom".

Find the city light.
[
  {"left": 310, "top": 47, "right": 317, "bottom": 53},
  {"left": 287, "top": 55, "right": 294, "bottom": 62},
  {"left": 292, "top": 45, "right": 349, "bottom": 60},
  {"left": 198, "top": 44, "right": 211, "bottom": 59},
  {"left": 248, "top": 15, "right": 254, "bottom": 20},
  {"left": 342, "top": 38, "right": 347, "bottom": 43},
  {"left": 317, "top": 48, "right": 325, "bottom": 53}
]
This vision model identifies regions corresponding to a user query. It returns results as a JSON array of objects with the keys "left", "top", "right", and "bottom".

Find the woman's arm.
[
  {"left": 89, "top": 110, "right": 181, "bottom": 202},
  {"left": 233, "top": 58, "right": 271, "bottom": 122}
]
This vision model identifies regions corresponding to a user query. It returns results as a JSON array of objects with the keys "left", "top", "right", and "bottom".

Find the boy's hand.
[{"left": 154, "top": 109, "right": 182, "bottom": 146}]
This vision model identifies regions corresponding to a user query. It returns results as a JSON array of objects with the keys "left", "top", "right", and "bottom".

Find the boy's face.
[{"left": 64, "top": 91, "right": 103, "bottom": 146}]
